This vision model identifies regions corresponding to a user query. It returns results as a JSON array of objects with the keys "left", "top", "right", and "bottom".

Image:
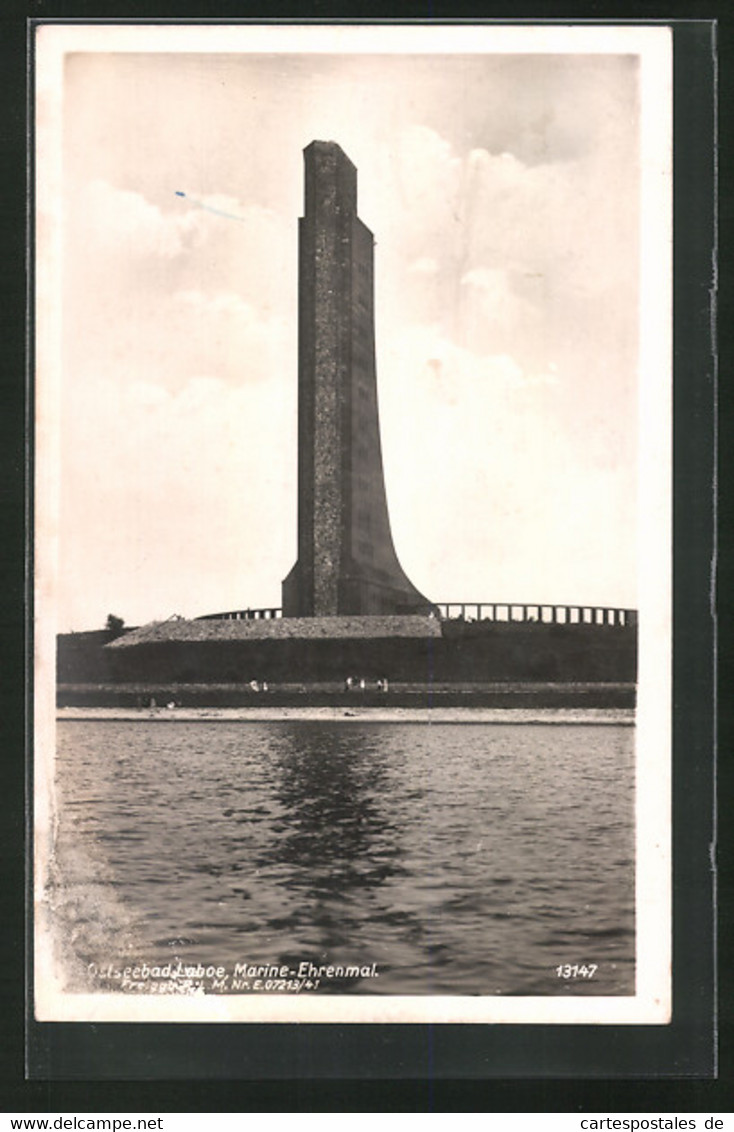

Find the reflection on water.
[{"left": 49, "top": 720, "right": 635, "bottom": 996}]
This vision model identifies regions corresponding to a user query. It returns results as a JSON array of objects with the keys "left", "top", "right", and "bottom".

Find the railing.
[
  {"left": 196, "top": 608, "right": 283, "bottom": 622},
  {"left": 196, "top": 603, "right": 637, "bottom": 627},
  {"left": 434, "top": 603, "right": 637, "bottom": 627}
]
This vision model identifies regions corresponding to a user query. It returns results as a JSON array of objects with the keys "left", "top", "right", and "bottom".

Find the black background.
[{"left": 2, "top": 0, "right": 727, "bottom": 1113}]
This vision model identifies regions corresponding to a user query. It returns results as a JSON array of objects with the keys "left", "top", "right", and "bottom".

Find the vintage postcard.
[{"left": 33, "top": 22, "right": 672, "bottom": 1026}]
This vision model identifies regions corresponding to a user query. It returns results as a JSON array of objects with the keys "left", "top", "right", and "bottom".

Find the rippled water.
[{"left": 49, "top": 719, "right": 635, "bottom": 996}]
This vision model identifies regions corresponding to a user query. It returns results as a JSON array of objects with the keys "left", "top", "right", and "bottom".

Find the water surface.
[{"left": 49, "top": 719, "right": 635, "bottom": 996}]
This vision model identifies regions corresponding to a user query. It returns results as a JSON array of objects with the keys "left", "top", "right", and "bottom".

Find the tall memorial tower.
[{"left": 282, "top": 141, "right": 433, "bottom": 617}]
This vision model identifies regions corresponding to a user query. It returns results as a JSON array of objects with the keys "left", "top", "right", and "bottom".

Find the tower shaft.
[{"left": 282, "top": 141, "right": 431, "bottom": 617}]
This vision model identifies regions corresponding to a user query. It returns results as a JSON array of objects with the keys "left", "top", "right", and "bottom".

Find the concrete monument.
[{"left": 283, "top": 141, "right": 432, "bottom": 617}]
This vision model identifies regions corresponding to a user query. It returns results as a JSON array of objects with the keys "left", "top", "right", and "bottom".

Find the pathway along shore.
[{"left": 56, "top": 705, "right": 634, "bottom": 725}]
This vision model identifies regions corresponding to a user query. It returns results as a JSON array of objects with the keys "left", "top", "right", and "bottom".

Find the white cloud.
[
  {"left": 175, "top": 288, "right": 257, "bottom": 321},
  {"left": 376, "top": 321, "right": 634, "bottom": 607},
  {"left": 80, "top": 178, "right": 203, "bottom": 258},
  {"left": 128, "top": 380, "right": 170, "bottom": 409},
  {"left": 65, "top": 179, "right": 295, "bottom": 396},
  {"left": 408, "top": 257, "right": 439, "bottom": 275},
  {"left": 169, "top": 289, "right": 289, "bottom": 387},
  {"left": 58, "top": 368, "right": 296, "bottom": 630}
]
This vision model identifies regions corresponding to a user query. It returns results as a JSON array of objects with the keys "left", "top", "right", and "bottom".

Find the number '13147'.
[{"left": 556, "top": 964, "right": 597, "bottom": 979}]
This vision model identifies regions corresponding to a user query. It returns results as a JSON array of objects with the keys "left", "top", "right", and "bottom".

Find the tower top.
[
  {"left": 304, "top": 139, "right": 356, "bottom": 164},
  {"left": 303, "top": 139, "right": 357, "bottom": 216}
]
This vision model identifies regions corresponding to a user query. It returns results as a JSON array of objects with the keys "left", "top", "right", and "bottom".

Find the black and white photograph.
[{"left": 33, "top": 22, "right": 672, "bottom": 1026}]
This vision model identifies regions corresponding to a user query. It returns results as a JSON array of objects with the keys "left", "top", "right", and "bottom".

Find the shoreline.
[{"left": 57, "top": 705, "right": 635, "bottom": 725}]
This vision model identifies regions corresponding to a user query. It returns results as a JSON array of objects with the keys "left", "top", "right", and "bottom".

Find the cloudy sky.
[{"left": 37, "top": 25, "right": 670, "bottom": 633}]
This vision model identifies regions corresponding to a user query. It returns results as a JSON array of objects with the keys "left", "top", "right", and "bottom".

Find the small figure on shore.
[
  {"left": 359, "top": 677, "right": 366, "bottom": 691},
  {"left": 376, "top": 678, "right": 389, "bottom": 693},
  {"left": 344, "top": 676, "right": 356, "bottom": 691},
  {"left": 166, "top": 700, "right": 176, "bottom": 710}
]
